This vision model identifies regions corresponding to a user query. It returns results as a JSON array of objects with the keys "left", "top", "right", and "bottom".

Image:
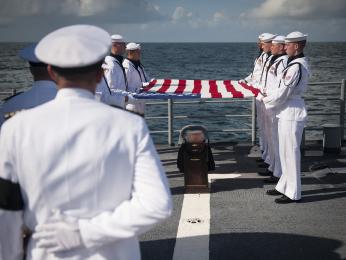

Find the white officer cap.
[
  {"left": 258, "top": 33, "right": 264, "bottom": 40},
  {"left": 261, "top": 33, "right": 277, "bottom": 43},
  {"left": 285, "top": 31, "right": 308, "bottom": 43},
  {"left": 111, "top": 34, "right": 125, "bottom": 43},
  {"left": 126, "top": 42, "right": 141, "bottom": 51},
  {"left": 35, "top": 24, "right": 111, "bottom": 68},
  {"left": 272, "top": 35, "right": 286, "bottom": 44},
  {"left": 19, "top": 43, "right": 42, "bottom": 63}
]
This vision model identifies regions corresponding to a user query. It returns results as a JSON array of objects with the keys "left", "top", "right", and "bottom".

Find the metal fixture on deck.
[{"left": 177, "top": 125, "right": 215, "bottom": 193}]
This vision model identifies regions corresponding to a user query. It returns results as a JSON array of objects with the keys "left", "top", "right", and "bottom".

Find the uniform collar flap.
[{"left": 56, "top": 88, "right": 95, "bottom": 100}]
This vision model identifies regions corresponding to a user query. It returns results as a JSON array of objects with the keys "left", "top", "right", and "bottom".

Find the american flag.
[{"left": 134, "top": 79, "right": 259, "bottom": 99}]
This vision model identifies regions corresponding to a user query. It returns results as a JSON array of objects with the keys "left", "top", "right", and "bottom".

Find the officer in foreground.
[
  {"left": 0, "top": 43, "right": 57, "bottom": 127},
  {"left": 0, "top": 24, "right": 172, "bottom": 259}
]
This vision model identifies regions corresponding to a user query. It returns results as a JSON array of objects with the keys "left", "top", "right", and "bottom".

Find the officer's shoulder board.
[
  {"left": 4, "top": 109, "right": 25, "bottom": 121},
  {"left": 2, "top": 91, "right": 24, "bottom": 102}
]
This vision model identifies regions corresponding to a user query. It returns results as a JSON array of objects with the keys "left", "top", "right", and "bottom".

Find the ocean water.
[{"left": 0, "top": 42, "right": 345, "bottom": 144}]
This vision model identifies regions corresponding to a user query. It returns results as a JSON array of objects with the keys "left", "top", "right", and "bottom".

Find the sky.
[{"left": 0, "top": 0, "right": 345, "bottom": 42}]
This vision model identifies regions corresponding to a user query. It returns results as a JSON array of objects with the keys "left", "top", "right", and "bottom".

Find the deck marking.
[{"left": 172, "top": 173, "right": 241, "bottom": 260}]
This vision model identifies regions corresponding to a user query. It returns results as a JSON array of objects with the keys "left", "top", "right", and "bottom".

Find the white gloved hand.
[
  {"left": 33, "top": 221, "right": 83, "bottom": 253},
  {"left": 256, "top": 92, "right": 264, "bottom": 102},
  {"left": 32, "top": 210, "right": 83, "bottom": 253},
  {"left": 127, "top": 93, "right": 136, "bottom": 101},
  {"left": 142, "top": 82, "right": 150, "bottom": 88}
]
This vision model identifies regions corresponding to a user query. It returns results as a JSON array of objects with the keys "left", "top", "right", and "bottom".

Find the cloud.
[
  {"left": 243, "top": 0, "right": 346, "bottom": 20},
  {"left": 171, "top": 7, "right": 230, "bottom": 29},
  {"left": 172, "top": 6, "right": 193, "bottom": 23},
  {"left": 0, "top": 0, "right": 166, "bottom": 25}
]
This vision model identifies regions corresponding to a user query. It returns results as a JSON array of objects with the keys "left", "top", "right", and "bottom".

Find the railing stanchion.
[
  {"left": 340, "top": 79, "right": 345, "bottom": 142},
  {"left": 251, "top": 96, "right": 256, "bottom": 145},
  {"left": 168, "top": 98, "right": 174, "bottom": 146}
]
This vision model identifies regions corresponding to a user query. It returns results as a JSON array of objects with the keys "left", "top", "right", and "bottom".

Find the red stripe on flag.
[
  {"left": 157, "top": 79, "right": 172, "bottom": 93},
  {"left": 223, "top": 80, "right": 244, "bottom": 98},
  {"left": 142, "top": 79, "right": 157, "bottom": 91},
  {"left": 238, "top": 81, "right": 260, "bottom": 96},
  {"left": 192, "top": 80, "right": 202, "bottom": 94},
  {"left": 209, "top": 80, "right": 222, "bottom": 98},
  {"left": 175, "top": 80, "right": 186, "bottom": 94}
]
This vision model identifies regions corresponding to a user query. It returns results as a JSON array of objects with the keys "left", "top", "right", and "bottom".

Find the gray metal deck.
[{"left": 140, "top": 142, "right": 346, "bottom": 260}]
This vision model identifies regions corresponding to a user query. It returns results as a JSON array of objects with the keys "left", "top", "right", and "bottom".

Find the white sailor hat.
[
  {"left": 111, "top": 34, "right": 125, "bottom": 43},
  {"left": 19, "top": 43, "right": 42, "bottom": 63},
  {"left": 261, "top": 33, "right": 277, "bottom": 43},
  {"left": 272, "top": 35, "right": 286, "bottom": 44},
  {"left": 285, "top": 31, "right": 308, "bottom": 43},
  {"left": 258, "top": 33, "right": 265, "bottom": 40},
  {"left": 126, "top": 42, "right": 141, "bottom": 51},
  {"left": 35, "top": 24, "right": 111, "bottom": 68}
]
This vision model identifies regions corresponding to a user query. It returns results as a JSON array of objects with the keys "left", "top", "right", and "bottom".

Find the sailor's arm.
[
  {"left": 262, "top": 64, "right": 301, "bottom": 109},
  {"left": 103, "top": 57, "right": 116, "bottom": 91},
  {"left": 0, "top": 122, "right": 24, "bottom": 260},
  {"left": 78, "top": 119, "right": 172, "bottom": 248}
]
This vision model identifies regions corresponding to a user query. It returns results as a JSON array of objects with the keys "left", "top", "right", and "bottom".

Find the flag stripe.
[
  {"left": 223, "top": 80, "right": 244, "bottom": 98},
  {"left": 157, "top": 79, "right": 172, "bottom": 93},
  {"left": 238, "top": 81, "right": 260, "bottom": 96},
  {"left": 142, "top": 79, "right": 157, "bottom": 91},
  {"left": 209, "top": 80, "right": 222, "bottom": 98},
  {"left": 175, "top": 80, "right": 187, "bottom": 94},
  {"left": 192, "top": 80, "right": 202, "bottom": 94}
]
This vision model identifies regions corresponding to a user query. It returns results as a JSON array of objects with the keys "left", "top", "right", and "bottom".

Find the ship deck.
[{"left": 140, "top": 141, "right": 346, "bottom": 260}]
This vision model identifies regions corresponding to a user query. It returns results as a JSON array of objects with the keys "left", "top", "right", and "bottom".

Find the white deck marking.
[{"left": 172, "top": 173, "right": 241, "bottom": 260}]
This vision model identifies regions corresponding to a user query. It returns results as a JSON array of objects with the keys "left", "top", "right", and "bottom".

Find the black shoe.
[
  {"left": 258, "top": 169, "right": 273, "bottom": 176},
  {"left": 275, "top": 195, "right": 301, "bottom": 204},
  {"left": 258, "top": 162, "right": 270, "bottom": 168},
  {"left": 266, "top": 189, "right": 282, "bottom": 196},
  {"left": 263, "top": 176, "right": 279, "bottom": 184},
  {"left": 256, "top": 158, "right": 264, "bottom": 163}
]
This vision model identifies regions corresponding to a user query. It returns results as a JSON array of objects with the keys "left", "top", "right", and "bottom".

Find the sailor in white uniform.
[
  {"left": 256, "top": 33, "right": 277, "bottom": 168},
  {"left": 123, "top": 42, "right": 150, "bottom": 116},
  {"left": 261, "top": 31, "right": 310, "bottom": 203},
  {"left": 258, "top": 35, "right": 288, "bottom": 183},
  {"left": 0, "top": 25, "right": 172, "bottom": 260},
  {"left": 0, "top": 43, "right": 57, "bottom": 127},
  {"left": 243, "top": 33, "right": 275, "bottom": 166},
  {"left": 96, "top": 34, "right": 129, "bottom": 108},
  {"left": 242, "top": 33, "right": 266, "bottom": 86}
]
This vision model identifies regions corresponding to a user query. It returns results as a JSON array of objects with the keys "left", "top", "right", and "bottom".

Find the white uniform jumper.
[
  {"left": 262, "top": 54, "right": 288, "bottom": 177},
  {"left": 0, "top": 80, "right": 57, "bottom": 127},
  {"left": 95, "top": 77, "right": 125, "bottom": 108},
  {"left": 96, "top": 55, "right": 128, "bottom": 108},
  {"left": 263, "top": 54, "right": 310, "bottom": 200},
  {"left": 245, "top": 52, "right": 270, "bottom": 154},
  {"left": 0, "top": 88, "right": 172, "bottom": 260},
  {"left": 257, "top": 52, "right": 272, "bottom": 163},
  {"left": 123, "top": 58, "right": 149, "bottom": 115}
]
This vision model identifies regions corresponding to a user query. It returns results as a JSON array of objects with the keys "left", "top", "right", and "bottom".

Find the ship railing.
[
  {"left": 145, "top": 79, "right": 345, "bottom": 146},
  {"left": 1, "top": 79, "right": 345, "bottom": 146}
]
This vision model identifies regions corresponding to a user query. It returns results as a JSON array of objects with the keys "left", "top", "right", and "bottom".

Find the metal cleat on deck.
[{"left": 177, "top": 125, "right": 215, "bottom": 193}]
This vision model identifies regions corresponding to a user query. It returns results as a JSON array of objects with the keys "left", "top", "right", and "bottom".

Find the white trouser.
[
  {"left": 256, "top": 99, "right": 263, "bottom": 151},
  {"left": 272, "top": 116, "right": 282, "bottom": 178},
  {"left": 126, "top": 99, "right": 146, "bottom": 115},
  {"left": 260, "top": 102, "right": 270, "bottom": 164},
  {"left": 276, "top": 119, "right": 305, "bottom": 200},
  {"left": 265, "top": 109, "right": 275, "bottom": 172}
]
